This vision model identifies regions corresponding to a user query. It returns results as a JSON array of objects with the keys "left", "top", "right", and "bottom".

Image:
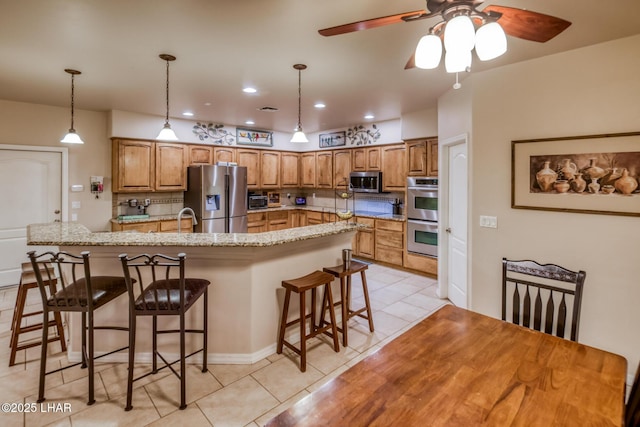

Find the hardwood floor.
[{"left": 0, "top": 263, "right": 444, "bottom": 426}]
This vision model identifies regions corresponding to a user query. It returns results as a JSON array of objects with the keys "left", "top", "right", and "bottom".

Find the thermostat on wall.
[{"left": 71, "top": 184, "right": 84, "bottom": 192}]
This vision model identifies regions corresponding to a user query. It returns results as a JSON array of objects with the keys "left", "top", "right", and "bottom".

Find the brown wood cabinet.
[
  {"left": 237, "top": 148, "right": 260, "bottom": 189},
  {"left": 300, "top": 152, "right": 316, "bottom": 188},
  {"left": 290, "top": 209, "right": 305, "bottom": 227},
  {"left": 406, "top": 138, "right": 438, "bottom": 177},
  {"left": 352, "top": 147, "right": 381, "bottom": 171},
  {"left": 155, "top": 142, "right": 188, "bottom": 191},
  {"left": 247, "top": 211, "right": 267, "bottom": 233},
  {"left": 306, "top": 210, "right": 323, "bottom": 225},
  {"left": 267, "top": 210, "right": 289, "bottom": 231},
  {"left": 159, "top": 218, "right": 193, "bottom": 233},
  {"left": 354, "top": 217, "right": 375, "bottom": 259},
  {"left": 281, "top": 152, "right": 300, "bottom": 188},
  {"left": 188, "top": 145, "right": 213, "bottom": 165},
  {"left": 110, "top": 217, "right": 192, "bottom": 233},
  {"left": 375, "top": 219, "right": 404, "bottom": 267},
  {"left": 260, "top": 151, "right": 281, "bottom": 188},
  {"left": 333, "top": 149, "right": 352, "bottom": 189},
  {"left": 316, "top": 151, "right": 333, "bottom": 188},
  {"left": 214, "top": 146, "right": 236, "bottom": 164},
  {"left": 404, "top": 252, "right": 437, "bottom": 277},
  {"left": 381, "top": 144, "right": 407, "bottom": 191},
  {"left": 426, "top": 139, "right": 438, "bottom": 176},
  {"left": 112, "top": 139, "right": 155, "bottom": 192}
]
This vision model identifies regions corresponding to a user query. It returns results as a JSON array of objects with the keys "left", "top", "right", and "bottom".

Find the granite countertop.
[
  {"left": 28, "top": 221, "right": 361, "bottom": 248},
  {"left": 111, "top": 206, "right": 405, "bottom": 225}
]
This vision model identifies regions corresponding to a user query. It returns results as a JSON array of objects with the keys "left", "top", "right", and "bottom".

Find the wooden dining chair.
[
  {"left": 502, "top": 258, "right": 585, "bottom": 342},
  {"left": 119, "top": 252, "right": 210, "bottom": 411},
  {"left": 627, "top": 361, "right": 640, "bottom": 427}
]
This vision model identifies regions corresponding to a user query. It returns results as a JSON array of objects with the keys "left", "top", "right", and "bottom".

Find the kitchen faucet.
[{"left": 177, "top": 207, "right": 197, "bottom": 233}]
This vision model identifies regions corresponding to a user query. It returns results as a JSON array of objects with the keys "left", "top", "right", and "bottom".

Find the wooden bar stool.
[
  {"left": 321, "top": 260, "right": 374, "bottom": 347},
  {"left": 277, "top": 270, "right": 340, "bottom": 372},
  {"left": 9, "top": 262, "right": 66, "bottom": 366}
]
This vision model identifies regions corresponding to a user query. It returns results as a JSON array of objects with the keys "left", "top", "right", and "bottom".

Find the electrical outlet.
[
  {"left": 71, "top": 213, "right": 78, "bottom": 221},
  {"left": 479, "top": 215, "right": 498, "bottom": 228},
  {"left": 72, "top": 201, "right": 81, "bottom": 209},
  {"left": 312, "top": 193, "right": 316, "bottom": 198},
  {"left": 287, "top": 193, "right": 291, "bottom": 199}
]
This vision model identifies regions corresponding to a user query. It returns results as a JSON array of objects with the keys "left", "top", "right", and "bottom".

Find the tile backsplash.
[{"left": 112, "top": 192, "right": 184, "bottom": 217}]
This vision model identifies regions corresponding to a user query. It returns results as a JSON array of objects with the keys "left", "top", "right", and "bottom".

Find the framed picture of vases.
[{"left": 511, "top": 131, "right": 640, "bottom": 217}]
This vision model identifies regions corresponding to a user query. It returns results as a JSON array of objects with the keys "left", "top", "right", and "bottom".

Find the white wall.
[
  {"left": 0, "top": 100, "right": 112, "bottom": 231},
  {"left": 401, "top": 107, "right": 438, "bottom": 140},
  {"left": 439, "top": 35, "right": 640, "bottom": 378}
]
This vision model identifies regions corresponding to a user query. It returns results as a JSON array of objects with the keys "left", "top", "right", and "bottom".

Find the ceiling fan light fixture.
[
  {"left": 444, "top": 15, "right": 475, "bottom": 52},
  {"left": 156, "top": 53, "right": 179, "bottom": 141},
  {"left": 60, "top": 69, "right": 84, "bottom": 144},
  {"left": 475, "top": 21, "right": 507, "bottom": 61},
  {"left": 445, "top": 49, "right": 471, "bottom": 73},
  {"left": 290, "top": 64, "right": 309, "bottom": 143},
  {"left": 415, "top": 34, "right": 442, "bottom": 69}
]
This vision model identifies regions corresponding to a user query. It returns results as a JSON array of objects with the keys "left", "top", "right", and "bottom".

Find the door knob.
[
  {"left": 445, "top": 227, "right": 451, "bottom": 233},
  {"left": 54, "top": 210, "right": 60, "bottom": 214}
]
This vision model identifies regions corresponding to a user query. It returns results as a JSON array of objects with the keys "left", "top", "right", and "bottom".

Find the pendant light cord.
[
  {"left": 164, "top": 58, "right": 170, "bottom": 125},
  {"left": 297, "top": 68, "right": 302, "bottom": 130},
  {"left": 69, "top": 73, "right": 76, "bottom": 131}
]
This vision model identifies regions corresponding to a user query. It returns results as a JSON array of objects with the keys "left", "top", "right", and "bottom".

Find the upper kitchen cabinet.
[
  {"left": 281, "top": 152, "right": 300, "bottom": 188},
  {"left": 260, "top": 150, "right": 281, "bottom": 188},
  {"left": 300, "top": 152, "right": 316, "bottom": 188},
  {"left": 333, "top": 149, "right": 352, "bottom": 189},
  {"left": 112, "top": 138, "right": 155, "bottom": 192},
  {"left": 236, "top": 148, "right": 260, "bottom": 189},
  {"left": 316, "top": 151, "right": 333, "bottom": 188},
  {"left": 406, "top": 138, "right": 438, "bottom": 177},
  {"left": 352, "top": 146, "right": 381, "bottom": 171},
  {"left": 214, "top": 146, "right": 236, "bottom": 164},
  {"left": 188, "top": 145, "right": 213, "bottom": 165},
  {"left": 426, "top": 139, "right": 438, "bottom": 176},
  {"left": 155, "top": 142, "right": 188, "bottom": 191},
  {"left": 382, "top": 144, "right": 406, "bottom": 191}
]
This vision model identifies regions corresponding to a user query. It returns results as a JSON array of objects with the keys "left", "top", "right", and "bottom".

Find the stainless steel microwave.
[{"left": 349, "top": 171, "right": 383, "bottom": 193}]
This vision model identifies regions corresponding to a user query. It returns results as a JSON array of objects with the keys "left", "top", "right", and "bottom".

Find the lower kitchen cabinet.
[
  {"left": 375, "top": 219, "right": 404, "bottom": 267},
  {"left": 159, "top": 218, "right": 193, "bottom": 233},
  {"left": 290, "top": 210, "right": 306, "bottom": 227},
  {"left": 306, "top": 210, "right": 323, "bottom": 225},
  {"left": 111, "top": 218, "right": 192, "bottom": 233},
  {"left": 404, "top": 252, "right": 438, "bottom": 276},
  {"left": 353, "top": 217, "right": 375, "bottom": 259},
  {"left": 247, "top": 211, "right": 268, "bottom": 233},
  {"left": 267, "top": 210, "right": 289, "bottom": 231}
]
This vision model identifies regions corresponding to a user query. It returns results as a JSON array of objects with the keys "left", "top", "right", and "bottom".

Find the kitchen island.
[{"left": 27, "top": 221, "right": 358, "bottom": 364}]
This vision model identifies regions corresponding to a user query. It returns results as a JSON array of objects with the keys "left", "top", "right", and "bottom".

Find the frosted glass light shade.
[
  {"left": 156, "top": 123, "right": 179, "bottom": 141},
  {"left": 290, "top": 130, "right": 309, "bottom": 143},
  {"left": 445, "top": 50, "right": 472, "bottom": 73},
  {"left": 475, "top": 22, "right": 507, "bottom": 61},
  {"left": 60, "top": 130, "right": 84, "bottom": 144},
  {"left": 444, "top": 15, "right": 475, "bottom": 52},
  {"left": 415, "top": 34, "right": 442, "bottom": 69}
]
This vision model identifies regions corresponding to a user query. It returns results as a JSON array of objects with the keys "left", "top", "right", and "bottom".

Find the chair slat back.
[
  {"left": 27, "top": 250, "right": 93, "bottom": 310},
  {"left": 502, "top": 258, "right": 585, "bottom": 342},
  {"left": 119, "top": 253, "right": 186, "bottom": 313}
]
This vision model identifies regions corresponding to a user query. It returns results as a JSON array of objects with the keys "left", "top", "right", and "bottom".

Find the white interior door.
[
  {"left": 0, "top": 146, "right": 65, "bottom": 287},
  {"left": 443, "top": 137, "right": 469, "bottom": 308}
]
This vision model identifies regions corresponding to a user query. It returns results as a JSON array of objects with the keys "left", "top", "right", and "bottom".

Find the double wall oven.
[{"left": 407, "top": 177, "right": 438, "bottom": 257}]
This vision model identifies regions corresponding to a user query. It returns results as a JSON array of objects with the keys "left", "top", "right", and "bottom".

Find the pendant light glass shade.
[
  {"left": 444, "top": 15, "right": 475, "bottom": 52},
  {"left": 60, "top": 69, "right": 84, "bottom": 144},
  {"left": 475, "top": 22, "right": 507, "bottom": 61},
  {"left": 445, "top": 49, "right": 472, "bottom": 73},
  {"left": 290, "top": 64, "right": 308, "bottom": 143},
  {"left": 156, "top": 54, "right": 179, "bottom": 141},
  {"left": 415, "top": 34, "right": 442, "bottom": 69}
]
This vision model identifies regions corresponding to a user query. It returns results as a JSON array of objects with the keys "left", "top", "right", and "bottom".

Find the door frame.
[
  {"left": 0, "top": 144, "right": 69, "bottom": 222},
  {"left": 437, "top": 133, "right": 471, "bottom": 307}
]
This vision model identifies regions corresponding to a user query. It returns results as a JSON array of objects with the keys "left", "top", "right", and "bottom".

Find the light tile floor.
[{"left": 0, "top": 263, "right": 448, "bottom": 427}]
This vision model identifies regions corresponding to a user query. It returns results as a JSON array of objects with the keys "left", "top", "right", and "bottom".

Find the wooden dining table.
[{"left": 266, "top": 304, "right": 627, "bottom": 426}]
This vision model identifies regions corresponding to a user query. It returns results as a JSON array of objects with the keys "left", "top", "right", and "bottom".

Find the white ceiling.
[{"left": 1, "top": 0, "right": 639, "bottom": 134}]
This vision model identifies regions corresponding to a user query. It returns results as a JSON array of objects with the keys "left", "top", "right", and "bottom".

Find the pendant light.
[
  {"left": 156, "top": 54, "right": 179, "bottom": 141},
  {"left": 290, "top": 64, "right": 308, "bottom": 143},
  {"left": 60, "top": 69, "right": 84, "bottom": 144}
]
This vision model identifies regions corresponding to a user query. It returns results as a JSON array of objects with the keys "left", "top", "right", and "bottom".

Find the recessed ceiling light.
[
  {"left": 243, "top": 87, "right": 257, "bottom": 93},
  {"left": 245, "top": 120, "right": 255, "bottom": 125},
  {"left": 364, "top": 114, "right": 375, "bottom": 120},
  {"left": 314, "top": 103, "right": 326, "bottom": 109},
  {"left": 204, "top": 102, "right": 212, "bottom": 106},
  {"left": 182, "top": 111, "right": 194, "bottom": 117}
]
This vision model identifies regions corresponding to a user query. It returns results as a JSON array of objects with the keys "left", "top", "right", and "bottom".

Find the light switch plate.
[
  {"left": 72, "top": 201, "right": 81, "bottom": 209},
  {"left": 480, "top": 215, "right": 498, "bottom": 228}
]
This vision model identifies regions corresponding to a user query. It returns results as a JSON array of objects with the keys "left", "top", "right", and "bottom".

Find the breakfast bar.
[{"left": 27, "top": 222, "right": 358, "bottom": 364}]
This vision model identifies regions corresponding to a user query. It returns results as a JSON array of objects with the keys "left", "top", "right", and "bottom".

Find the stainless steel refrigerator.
[{"left": 184, "top": 165, "right": 248, "bottom": 233}]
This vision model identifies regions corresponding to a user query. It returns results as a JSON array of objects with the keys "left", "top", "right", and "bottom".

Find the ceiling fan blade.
[
  {"left": 484, "top": 5, "right": 571, "bottom": 43},
  {"left": 318, "top": 10, "right": 426, "bottom": 37},
  {"left": 405, "top": 53, "right": 416, "bottom": 70}
]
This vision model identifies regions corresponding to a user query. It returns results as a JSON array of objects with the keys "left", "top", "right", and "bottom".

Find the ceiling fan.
[{"left": 318, "top": 0, "right": 571, "bottom": 70}]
